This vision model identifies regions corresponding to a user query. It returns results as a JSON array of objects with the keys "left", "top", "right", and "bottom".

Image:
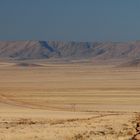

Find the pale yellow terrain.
[{"left": 0, "top": 61, "right": 140, "bottom": 140}]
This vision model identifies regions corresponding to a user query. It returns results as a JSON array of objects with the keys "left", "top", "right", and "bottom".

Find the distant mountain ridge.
[{"left": 0, "top": 40, "right": 140, "bottom": 62}]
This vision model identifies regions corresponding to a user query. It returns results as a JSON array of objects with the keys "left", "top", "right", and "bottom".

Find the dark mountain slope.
[{"left": 0, "top": 41, "right": 59, "bottom": 59}]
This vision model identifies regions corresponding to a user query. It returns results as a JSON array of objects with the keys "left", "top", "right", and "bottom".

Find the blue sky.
[{"left": 0, "top": 0, "right": 140, "bottom": 41}]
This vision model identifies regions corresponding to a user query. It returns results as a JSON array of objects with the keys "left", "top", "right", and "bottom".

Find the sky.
[{"left": 0, "top": 0, "right": 140, "bottom": 42}]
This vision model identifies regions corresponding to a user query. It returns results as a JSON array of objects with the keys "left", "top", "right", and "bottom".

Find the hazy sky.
[{"left": 0, "top": 0, "right": 140, "bottom": 41}]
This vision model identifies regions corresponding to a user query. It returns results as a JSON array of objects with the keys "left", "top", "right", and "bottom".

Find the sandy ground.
[{"left": 0, "top": 61, "right": 140, "bottom": 139}]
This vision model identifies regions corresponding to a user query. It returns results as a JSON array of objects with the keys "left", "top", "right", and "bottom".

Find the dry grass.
[{"left": 0, "top": 61, "right": 140, "bottom": 139}]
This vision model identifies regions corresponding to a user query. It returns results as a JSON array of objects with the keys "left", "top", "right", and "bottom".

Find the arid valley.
[
  {"left": 0, "top": 59, "right": 140, "bottom": 140},
  {"left": 1, "top": 0, "right": 140, "bottom": 139}
]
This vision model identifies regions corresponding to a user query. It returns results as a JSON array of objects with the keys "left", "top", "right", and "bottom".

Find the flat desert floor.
[{"left": 0, "top": 61, "right": 140, "bottom": 140}]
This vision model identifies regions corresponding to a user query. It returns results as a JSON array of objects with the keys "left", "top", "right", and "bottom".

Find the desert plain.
[{"left": 0, "top": 60, "right": 140, "bottom": 140}]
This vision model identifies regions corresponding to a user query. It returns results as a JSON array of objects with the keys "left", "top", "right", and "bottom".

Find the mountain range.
[{"left": 1, "top": 40, "right": 140, "bottom": 65}]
